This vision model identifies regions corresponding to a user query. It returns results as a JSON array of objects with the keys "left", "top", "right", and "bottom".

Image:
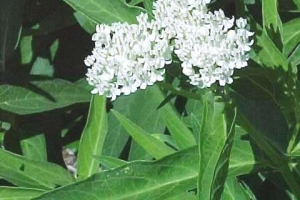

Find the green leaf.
[
  {"left": 250, "top": 16, "right": 289, "bottom": 71},
  {"left": 77, "top": 95, "right": 107, "bottom": 179},
  {"left": 93, "top": 155, "right": 128, "bottom": 169},
  {"left": 222, "top": 178, "right": 256, "bottom": 200},
  {"left": 159, "top": 100, "right": 196, "bottom": 150},
  {"left": 20, "top": 36, "right": 33, "bottom": 65},
  {"left": 30, "top": 57, "right": 54, "bottom": 77},
  {"left": 0, "top": 0, "right": 24, "bottom": 73},
  {"left": 166, "top": 192, "right": 197, "bottom": 200},
  {"left": 292, "top": 0, "right": 300, "bottom": 9},
  {"left": 20, "top": 133, "right": 47, "bottom": 162},
  {"left": 283, "top": 18, "right": 300, "bottom": 57},
  {"left": 112, "top": 110, "right": 176, "bottom": 159},
  {"left": 152, "top": 133, "right": 178, "bottom": 149},
  {"left": 126, "top": 86, "right": 168, "bottom": 160},
  {"left": 289, "top": 44, "right": 300, "bottom": 66},
  {"left": 0, "top": 148, "right": 75, "bottom": 190},
  {"left": 197, "top": 97, "right": 236, "bottom": 200},
  {"left": 73, "top": 11, "right": 97, "bottom": 34},
  {"left": 34, "top": 143, "right": 257, "bottom": 200},
  {"left": 50, "top": 39, "right": 59, "bottom": 62},
  {"left": 103, "top": 86, "right": 167, "bottom": 160},
  {"left": 129, "top": 0, "right": 144, "bottom": 5},
  {"left": 228, "top": 139, "right": 261, "bottom": 176},
  {"left": 63, "top": 0, "right": 145, "bottom": 24},
  {"left": 0, "top": 79, "right": 91, "bottom": 115},
  {"left": 262, "top": 0, "right": 283, "bottom": 49},
  {"left": 0, "top": 187, "right": 45, "bottom": 200},
  {"left": 144, "top": 0, "right": 154, "bottom": 17},
  {"left": 289, "top": 142, "right": 300, "bottom": 156},
  {"left": 74, "top": 78, "right": 93, "bottom": 91},
  {"left": 102, "top": 95, "right": 131, "bottom": 158}
]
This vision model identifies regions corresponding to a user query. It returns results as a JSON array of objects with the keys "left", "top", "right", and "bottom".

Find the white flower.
[
  {"left": 85, "top": 0, "right": 253, "bottom": 99},
  {"left": 154, "top": 0, "right": 253, "bottom": 88},
  {"left": 85, "top": 13, "right": 172, "bottom": 100}
]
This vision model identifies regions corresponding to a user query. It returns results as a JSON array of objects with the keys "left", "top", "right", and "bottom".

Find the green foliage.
[
  {"left": 197, "top": 95, "right": 237, "bottom": 200},
  {"left": 63, "top": 0, "right": 145, "bottom": 25},
  {"left": 283, "top": 18, "right": 300, "bottom": 57},
  {"left": 0, "top": 0, "right": 300, "bottom": 199},
  {"left": 0, "top": 79, "right": 90, "bottom": 115},
  {"left": 0, "top": 148, "right": 75, "bottom": 190},
  {"left": 34, "top": 144, "right": 256, "bottom": 200},
  {"left": 77, "top": 95, "right": 107, "bottom": 179},
  {"left": 0, "top": 187, "right": 45, "bottom": 200},
  {"left": 112, "top": 109, "right": 176, "bottom": 159}
]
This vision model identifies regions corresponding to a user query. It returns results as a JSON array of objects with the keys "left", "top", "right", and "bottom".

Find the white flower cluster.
[
  {"left": 85, "top": 13, "right": 172, "bottom": 100},
  {"left": 153, "top": 0, "right": 254, "bottom": 87},
  {"left": 85, "top": 0, "right": 253, "bottom": 99}
]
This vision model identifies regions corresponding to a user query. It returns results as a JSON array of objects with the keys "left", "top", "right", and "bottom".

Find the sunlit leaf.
[
  {"left": 283, "top": 18, "right": 300, "bottom": 57},
  {"left": 0, "top": 187, "right": 45, "bottom": 200},
  {"left": 77, "top": 95, "right": 107, "bottom": 179},
  {"left": 221, "top": 178, "right": 256, "bottom": 200},
  {"left": 0, "top": 148, "right": 75, "bottom": 190},
  {"left": 0, "top": 79, "right": 90, "bottom": 115},
  {"left": 34, "top": 142, "right": 258, "bottom": 200},
  {"left": 197, "top": 96, "right": 236, "bottom": 200},
  {"left": 63, "top": 0, "right": 145, "bottom": 24},
  {"left": 112, "top": 110, "right": 176, "bottom": 159}
]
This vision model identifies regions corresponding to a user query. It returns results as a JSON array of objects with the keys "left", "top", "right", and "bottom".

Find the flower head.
[
  {"left": 85, "top": 0, "right": 253, "bottom": 99},
  {"left": 85, "top": 13, "right": 172, "bottom": 100},
  {"left": 153, "top": 0, "right": 253, "bottom": 88}
]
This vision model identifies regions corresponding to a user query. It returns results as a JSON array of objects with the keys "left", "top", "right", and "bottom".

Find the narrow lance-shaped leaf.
[
  {"left": 92, "top": 155, "right": 128, "bottom": 169},
  {"left": 112, "top": 109, "right": 176, "bottom": 159},
  {"left": 221, "top": 178, "right": 256, "bottom": 200},
  {"left": 77, "top": 95, "right": 108, "bottom": 179},
  {"left": 34, "top": 140, "right": 258, "bottom": 200},
  {"left": 283, "top": 18, "right": 300, "bottom": 57},
  {"left": 289, "top": 44, "right": 300, "bottom": 66},
  {"left": 20, "top": 35, "right": 33, "bottom": 64},
  {"left": 197, "top": 96, "right": 236, "bottom": 200},
  {"left": 210, "top": 107, "right": 237, "bottom": 200},
  {"left": 0, "top": 148, "right": 75, "bottom": 190},
  {"left": 126, "top": 85, "right": 168, "bottom": 160},
  {"left": 102, "top": 85, "right": 167, "bottom": 160},
  {"left": 159, "top": 95, "right": 196, "bottom": 149},
  {"left": 0, "top": 187, "right": 45, "bottom": 200},
  {"left": 63, "top": 0, "right": 145, "bottom": 25}
]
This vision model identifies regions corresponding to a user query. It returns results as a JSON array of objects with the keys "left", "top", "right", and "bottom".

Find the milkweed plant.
[{"left": 0, "top": 0, "right": 300, "bottom": 200}]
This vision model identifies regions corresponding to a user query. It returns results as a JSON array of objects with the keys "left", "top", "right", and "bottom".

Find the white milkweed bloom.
[
  {"left": 85, "top": 13, "right": 172, "bottom": 100},
  {"left": 154, "top": 0, "right": 254, "bottom": 88},
  {"left": 85, "top": 0, "right": 253, "bottom": 99}
]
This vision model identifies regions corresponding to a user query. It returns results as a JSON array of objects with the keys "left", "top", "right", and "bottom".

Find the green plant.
[{"left": 0, "top": 0, "right": 300, "bottom": 199}]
